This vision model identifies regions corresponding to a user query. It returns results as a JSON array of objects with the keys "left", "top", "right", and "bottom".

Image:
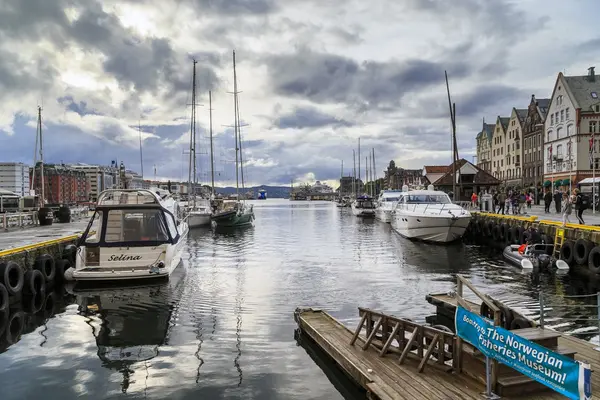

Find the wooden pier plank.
[{"left": 299, "top": 309, "right": 569, "bottom": 399}]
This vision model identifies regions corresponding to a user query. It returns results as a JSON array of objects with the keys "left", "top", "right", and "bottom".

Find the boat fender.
[
  {"left": 23, "top": 291, "right": 44, "bottom": 314},
  {"left": 62, "top": 244, "right": 77, "bottom": 265},
  {"left": 559, "top": 241, "right": 575, "bottom": 265},
  {"left": 486, "top": 222, "right": 494, "bottom": 237},
  {"left": 555, "top": 259, "right": 570, "bottom": 271},
  {"left": 54, "top": 259, "right": 70, "bottom": 283},
  {"left": 63, "top": 267, "right": 75, "bottom": 282},
  {"left": 5, "top": 310, "right": 24, "bottom": 344},
  {"left": 587, "top": 246, "right": 600, "bottom": 274},
  {"left": 34, "top": 254, "right": 56, "bottom": 283},
  {"left": 23, "top": 269, "right": 46, "bottom": 296},
  {"left": 520, "top": 259, "right": 534, "bottom": 269},
  {"left": 492, "top": 224, "right": 501, "bottom": 241},
  {"left": 500, "top": 223, "right": 508, "bottom": 241},
  {"left": 509, "top": 316, "right": 533, "bottom": 330},
  {"left": 0, "top": 261, "right": 24, "bottom": 296},
  {"left": 515, "top": 226, "right": 525, "bottom": 244},
  {"left": 499, "top": 305, "right": 514, "bottom": 330},
  {"left": 574, "top": 239, "right": 594, "bottom": 266},
  {"left": 0, "top": 283, "right": 8, "bottom": 312}
]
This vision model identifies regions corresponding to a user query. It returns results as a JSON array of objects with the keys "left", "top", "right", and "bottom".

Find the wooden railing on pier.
[
  {"left": 350, "top": 307, "right": 457, "bottom": 373},
  {"left": 455, "top": 275, "right": 502, "bottom": 389}
]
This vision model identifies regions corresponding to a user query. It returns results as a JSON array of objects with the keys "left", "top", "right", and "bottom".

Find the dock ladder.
[{"left": 553, "top": 227, "right": 565, "bottom": 259}]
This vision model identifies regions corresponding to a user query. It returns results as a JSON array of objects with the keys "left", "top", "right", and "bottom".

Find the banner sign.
[{"left": 455, "top": 306, "right": 591, "bottom": 400}]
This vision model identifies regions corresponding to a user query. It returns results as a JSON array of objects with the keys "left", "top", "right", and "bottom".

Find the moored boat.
[
  {"left": 390, "top": 186, "right": 470, "bottom": 243},
  {"left": 351, "top": 196, "right": 376, "bottom": 217},
  {"left": 212, "top": 200, "right": 254, "bottom": 228},
  {"left": 375, "top": 189, "right": 404, "bottom": 223},
  {"left": 69, "top": 188, "right": 189, "bottom": 281}
]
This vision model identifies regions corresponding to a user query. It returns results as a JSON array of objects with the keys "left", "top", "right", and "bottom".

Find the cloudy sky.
[{"left": 0, "top": 0, "right": 597, "bottom": 187}]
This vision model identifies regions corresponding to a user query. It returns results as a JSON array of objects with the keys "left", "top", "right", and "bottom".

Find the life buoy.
[
  {"left": 588, "top": 246, "right": 600, "bottom": 274},
  {"left": 560, "top": 241, "right": 575, "bottom": 265},
  {"left": 0, "top": 261, "right": 24, "bottom": 296},
  {"left": 34, "top": 254, "right": 55, "bottom": 283},
  {"left": 574, "top": 239, "right": 594, "bottom": 266},
  {"left": 23, "top": 269, "right": 45, "bottom": 296},
  {"left": 510, "top": 316, "right": 534, "bottom": 330}
]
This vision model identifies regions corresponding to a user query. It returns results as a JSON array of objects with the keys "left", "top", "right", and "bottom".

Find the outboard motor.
[{"left": 537, "top": 254, "right": 551, "bottom": 271}]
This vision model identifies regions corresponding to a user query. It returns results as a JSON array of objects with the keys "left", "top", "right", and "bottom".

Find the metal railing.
[
  {"left": 394, "top": 202, "right": 471, "bottom": 216},
  {"left": 1, "top": 207, "right": 89, "bottom": 230}
]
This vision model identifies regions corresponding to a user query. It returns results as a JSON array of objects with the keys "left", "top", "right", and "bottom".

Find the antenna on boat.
[
  {"left": 138, "top": 117, "right": 144, "bottom": 178},
  {"left": 209, "top": 91, "right": 215, "bottom": 197},
  {"left": 445, "top": 70, "right": 460, "bottom": 201}
]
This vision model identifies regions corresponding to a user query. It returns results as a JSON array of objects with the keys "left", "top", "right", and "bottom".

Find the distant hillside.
[{"left": 215, "top": 185, "right": 291, "bottom": 198}]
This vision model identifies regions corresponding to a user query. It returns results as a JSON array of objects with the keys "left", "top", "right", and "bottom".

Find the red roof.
[{"left": 423, "top": 165, "right": 450, "bottom": 174}]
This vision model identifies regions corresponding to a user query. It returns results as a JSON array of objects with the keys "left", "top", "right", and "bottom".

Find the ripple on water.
[{"left": 0, "top": 200, "right": 599, "bottom": 399}]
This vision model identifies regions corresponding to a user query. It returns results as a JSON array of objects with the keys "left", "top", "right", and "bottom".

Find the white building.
[
  {"left": 491, "top": 116, "right": 510, "bottom": 181},
  {"left": 0, "top": 162, "right": 30, "bottom": 196},
  {"left": 543, "top": 67, "right": 600, "bottom": 189},
  {"left": 504, "top": 107, "right": 528, "bottom": 186}
]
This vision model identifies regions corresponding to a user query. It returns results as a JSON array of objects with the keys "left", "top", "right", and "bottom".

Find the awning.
[
  {"left": 561, "top": 178, "right": 571, "bottom": 185},
  {"left": 554, "top": 180, "right": 563, "bottom": 186},
  {"left": 544, "top": 180, "right": 552, "bottom": 187}
]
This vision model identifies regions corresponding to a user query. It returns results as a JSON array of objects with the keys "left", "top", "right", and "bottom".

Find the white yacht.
[
  {"left": 375, "top": 190, "right": 404, "bottom": 223},
  {"left": 390, "top": 185, "right": 471, "bottom": 243},
  {"left": 351, "top": 196, "right": 376, "bottom": 217},
  {"left": 69, "top": 188, "right": 189, "bottom": 281}
]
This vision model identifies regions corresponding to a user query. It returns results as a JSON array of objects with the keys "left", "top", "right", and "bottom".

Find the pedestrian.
[
  {"left": 512, "top": 194, "right": 518, "bottom": 214},
  {"left": 471, "top": 192, "right": 478, "bottom": 209},
  {"left": 518, "top": 192, "right": 526, "bottom": 214},
  {"left": 497, "top": 191, "right": 506, "bottom": 214},
  {"left": 574, "top": 189, "right": 588, "bottom": 225},
  {"left": 554, "top": 190, "right": 562, "bottom": 213},
  {"left": 561, "top": 193, "right": 572, "bottom": 227},
  {"left": 526, "top": 193, "right": 532, "bottom": 209},
  {"left": 544, "top": 190, "right": 552, "bottom": 213}
]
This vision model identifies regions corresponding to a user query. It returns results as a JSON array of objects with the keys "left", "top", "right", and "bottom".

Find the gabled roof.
[
  {"left": 424, "top": 165, "right": 450, "bottom": 174},
  {"left": 563, "top": 74, "right": 600, "bottom": 112},
  {"left": 434, "top": 159, "right": 502, "bottom": 186},
  {"left": 515, "top": 109, "right": 528, "bottom": 120},
  {"left": 536, "top": 98, "right": 550, "bottom": 119}
]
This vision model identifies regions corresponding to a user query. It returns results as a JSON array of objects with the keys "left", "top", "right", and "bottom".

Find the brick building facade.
[{"left": 30, "top": 163, "right": 89, "bottom": 205}]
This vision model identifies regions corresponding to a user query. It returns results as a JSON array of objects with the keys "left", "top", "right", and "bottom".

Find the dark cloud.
[
  {"left": 188, "top": 0, "right": 277, "bottom": 15},
  {"left": 265, "top": 49, "right": 470, "bottom": 108},
  {"left": 0, "top": 49, "right": 58, "bottom": 94},
  {"left": 275, "top": 107, "right": 354, "bottom": 129}
]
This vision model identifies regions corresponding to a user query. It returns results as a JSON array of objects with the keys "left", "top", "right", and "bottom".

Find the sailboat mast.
[
  {"left": 368, "top": 152, "right": 372, "bottom": 196},
  {"left": 138, "top": 119, "right": 144, "bottom": 178},
  {"left": 192, "top": 59, "right": 198, "bottom": 207},
  {"left": 365, "top": 157, "right": 368, "bottom": 196},
  {"left": 235, "top": 85, "right": 246, "bottom": 194},
  {"left": 353, "top": 150, "right": 356, "bottom": 197},
  {"left": 372, "top": 148, "right": 376, "bottom": 195},
  {"left": 445, "top": 70, "right": 457, "bottom": 199},
  {"left": 358, "top": 138, "right": 361, "bottom": 194},
  {"left": 188, "top": 61, "right": 196, "bottom": 200},
  {"left": 209, "top": 91, "right": 215, "bottom": 196},
  {"left": 232, "top": 50, "right": 240, "bottom": 200},
  {"left": 38, "top": 106, "right": 44, "bottom": 207}
]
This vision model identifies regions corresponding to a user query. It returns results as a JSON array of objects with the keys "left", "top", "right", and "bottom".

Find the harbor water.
[{"left": 0, "top": 199, "right": 599, "bottom": 399}]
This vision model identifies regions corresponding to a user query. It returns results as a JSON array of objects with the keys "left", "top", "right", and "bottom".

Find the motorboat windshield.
[{"left": 405, "top": 194, "right": 451, "bottom": 204}]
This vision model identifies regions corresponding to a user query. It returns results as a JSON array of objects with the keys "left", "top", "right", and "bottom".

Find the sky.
[{"left": 0, "top": 0, "right": 598, "bottom": 188}]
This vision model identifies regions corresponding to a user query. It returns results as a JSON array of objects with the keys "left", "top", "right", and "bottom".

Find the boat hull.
[
  {"left": 73, "top": 224, "right": 189, "bottom": 281},
  {"left": 212, "top": 210, "right": 254, "bottom": 228},
  {"left": 188, "top": 212, "right": 211, "bottom": 228},
  {"left": 375, "top": 208, "right": 392, "bottom": 223},
  {"left": 391, "top": 214, "right": 470, "bottom": 243}
]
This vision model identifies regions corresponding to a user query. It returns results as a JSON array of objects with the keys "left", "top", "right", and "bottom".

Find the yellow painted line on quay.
[
  {"left": 473, "top": 211, "right": 600, "bottom": 232},
  {"left": 472, "top": 211, "right": 538, "bottom": 222},
  {"left": 0, "top": 230, "right": 94, "bottom": 258}
]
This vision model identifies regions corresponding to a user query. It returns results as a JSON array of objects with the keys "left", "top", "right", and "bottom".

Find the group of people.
[
  {"left": 489, "top": 191, "right": 534, "bottom": 215},
  {"left": 543, "top": 188, "right": 589, "bottom": 226}
]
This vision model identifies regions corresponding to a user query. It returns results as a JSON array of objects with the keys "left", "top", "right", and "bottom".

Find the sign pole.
[{"left": 482, "top": 356, "right": 500, "bottom": 399}]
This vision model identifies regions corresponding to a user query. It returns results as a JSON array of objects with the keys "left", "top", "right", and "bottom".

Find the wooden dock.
[{"left": 295, "top": 308, "right": 571, "bottom": 399}]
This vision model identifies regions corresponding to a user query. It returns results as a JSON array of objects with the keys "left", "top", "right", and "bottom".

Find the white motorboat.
[
  {"left": 69, "top": 188, "right": 189, "bottom": 281},
  {"left": 351, "top": 196, "right": 376, "bottom": 217},
  {"left": 375, "top": 190, "right": 404, "bottom": 223},
  {"left": 186, "top": 197, "right": 212, "bottom": 228},
  {"left": 390, "top": 186, "right": 471, "bottom": 243}
]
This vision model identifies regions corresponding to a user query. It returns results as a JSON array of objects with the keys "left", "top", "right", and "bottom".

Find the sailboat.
[
  {"left": 31, "top": 106, "right": 54, "bottom": 226},
  {"left": 211, "top": 50, "right": 254, "bottom": 228},
  {"left": 186, "top": 59, "right": 212, "bottom": 228}
]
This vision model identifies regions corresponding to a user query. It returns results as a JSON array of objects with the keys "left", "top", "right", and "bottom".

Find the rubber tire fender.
[
  {"left": 0, "top": 283, "right": 8, "bottom": 312},
  {"left": 560, "top": 240, "right": 575, "bottom": 265},
  {"left": 541, "top": 234, "right": 554, "bottom": 255},
  {"left": 5, "top": 310, "right": 25, "bottom": 345},
  {"left": 492, "top": 224, "right": 501, "bottom": 241},
  {"left": 500, "top": 223, "right": 508, "bottom": 241},
  {"left": 0, "top": 261, "right": 24, "bottom": 296},
  {"left": 509, "top": 316, "right": 534, "bottom": 330},
  {"left": 23, "top": 269, "right": 46, "bottom": 296},
  {"left": 62, "top": 244, "right": 77, "bottom": 265},
  {"left": 516, "top": 227, "right": 525, "bottom": 244},
  {"left": 34, "top": 254, "right": 56, "bottom": 283},
  {"left": 588, "top": 246, "right": 600, "bottom": 274},
  {"left": 480, "top": 302, "right": 494, "bottom": 319},
  {"left": 500, "top": 305, "right": 514, "bottom": 330},
  {"left": 574, "top": 239, "right": 594, "bottom": 266},
  {"left": 54, "top": 259, "right": 71, "bottom": 284},
  {"left": 486, "top": 222, "right": 494, "bottom": 237},
  {"left": 510, "top": 226, "right": 520, "bottom": 244}
]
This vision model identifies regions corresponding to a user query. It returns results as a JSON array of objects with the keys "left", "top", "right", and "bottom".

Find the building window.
[
  {"left": 547, "top": 130, "right": 553, "bottom": 141},
  {"left": 556, "top": 144, "right": 563, "bottom": 158},
  {"left": 567, "top": 124, "right": 573, "bottom": 136},
  {"left": 591, "top": 121, "right": 598, "bottom": 133},
  {"left": 561, "top": 110, "right": 564, "bottom": 122},
  {"left": 557, "top": 127, "right": 563, "bottom": 139},
  {"left": 551, "top": 114, "right": 554, "bottom": 125},
  {"left": 566, "top": 108, "right": 570, "bottom": 120}
]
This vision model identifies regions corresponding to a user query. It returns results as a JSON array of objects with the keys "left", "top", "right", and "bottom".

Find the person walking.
[
  {"left": 526, "top": 193, "right": 532, "bottom": 209},
  {"left": 561, "top": 193, "right": 573, "bottom": 226},
  {"left": 497, "top": 191, "right": 506, "bottom": 214},
  {"left": 518, "top": 192, "right": 526, "bottom": 214},
  {"left": 471, "top": 192, "right": 478, "bottom": 209},
  {"left": 554, "top": 190, "right": 562, "bottom": 213},
  {"left": 574, "top": 189, "right": 588, "bottom": 225},
  {"left": 544, "top": 190, "right": 552, "bottom": 213}
]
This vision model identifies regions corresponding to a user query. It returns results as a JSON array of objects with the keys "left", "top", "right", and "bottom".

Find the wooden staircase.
[{"left": 461, "top": 327, "right": 577, "bottom": 396}]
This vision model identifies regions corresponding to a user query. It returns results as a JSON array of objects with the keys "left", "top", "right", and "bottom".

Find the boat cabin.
[{"left": 79, "top": 189, "right": 182, "bottom": 248}]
